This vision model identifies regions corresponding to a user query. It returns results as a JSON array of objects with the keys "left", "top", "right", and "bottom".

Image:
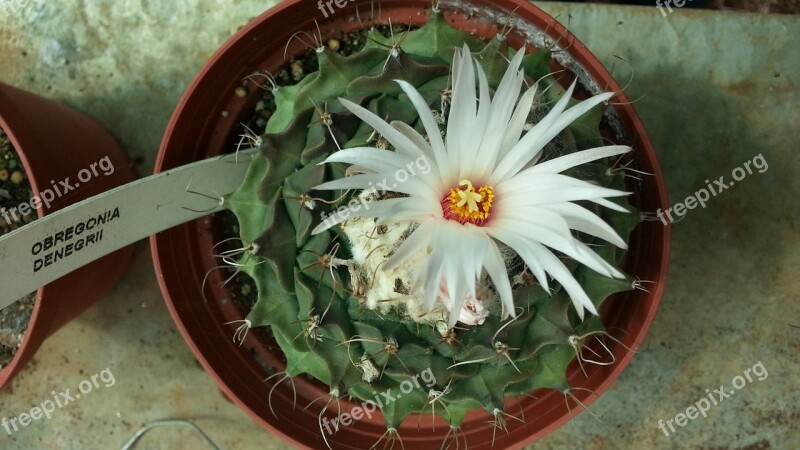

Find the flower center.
[{"left": 441, "top": 179, "right": 494, "bottom": 226}]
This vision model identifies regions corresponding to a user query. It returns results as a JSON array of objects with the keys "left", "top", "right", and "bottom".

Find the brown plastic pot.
[
  {"left": 0, "top": 82, "right": 137, "bottom": 389},
  {"left": 152, "top": 1, "right": 670, "bottom": 448}
]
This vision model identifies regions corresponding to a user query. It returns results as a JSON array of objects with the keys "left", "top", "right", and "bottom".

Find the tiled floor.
[{"left": 0, "top": 1, "right": 797, "bottom": 449}]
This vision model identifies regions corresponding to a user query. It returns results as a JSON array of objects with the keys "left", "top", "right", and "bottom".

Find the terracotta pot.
[
  {"left": 0, "top": 82, "right": 137, "bottom": 389},
  {"left": 152, "top": 1, "right": 670, "bottom": 448}
]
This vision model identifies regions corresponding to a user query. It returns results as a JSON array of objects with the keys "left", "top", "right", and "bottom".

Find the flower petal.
[
  {"left": 423, "top": 231, "right": 449, "bottom": 311},
  {"left": 460, "top": 56, "right": 492, "bottom": 178},
  {"left": 311, "top": 197, "right": 423, "bottom": 234},
  {"left": 490, "top": 79, "right": 577, "bottom": 182},
  {"left": 498, "top": 83, "right": 538, "bottom": 162},
  {"left": 492, "top": 80, "right": 615, "bottom": 182},
  {"left": 490, "top": 216, "right": 579, "bottom": 258},
  {"left": 485, "top": 227, "right": 550, "bottom": 292},
  {"left": 498, "top": 240, "right": 597, "bottom": 320},
  {"left": 321, "top": 147, "right": 443, "bottom": 197},
  {"left": 491, "top": 204, "right": 578, "bottom": 248},
  {"left": 474, "top": 48, "right": 527, "bottom": 175},
  {"left": 512, "top": 224, "right": 622, "bottom": 278},
  {"left": 321, "top": 147, "right": 415, "bottom": 172},
  {"left": 525, "top": 240, "right": 598, "bottom": 320},
  {"left": 375, "top": 197, "right": 441, "bottom": 226},
  {"left": 389, "top": 121, "right": 445, "bottom": 193},
  {"left": 524, "top": 145, "right": 631, "bottom": 175},
  {"left": 339, "top": 98, "right": 426, "bottom": 160},
  {"left": 593, "top": 197, "right": 630, "bottom": 213},
  {"left": 496, "top": 178, "right": 630, "bottom": 207},
  {"left": 384, "top": 220, "right": 435, "bottom": 271},
  {"left": 391, "top": 121, "right": 433, "bottom": 159},
  {"left": 446, "top": 44, "right": 477, "bottom": 179},
  {"left": 314, "top": 172, "right": 433, "bottom": 198},
  {"left": 484, "top": 239, "right": 516, "bottom": 320},
  {"left": 442, "top": 226, "right": 489, "bottom": 326},
  {"left": 395, "top": 80, "right": 449, "bottom": 180},
  {"left": 491, "top": 47, "right": 527, "bottom": 115},
  {"left": 539, "top": 202, "right": 627, "bottom": 248}
]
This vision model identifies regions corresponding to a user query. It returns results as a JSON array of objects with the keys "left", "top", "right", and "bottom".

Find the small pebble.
[
  {"left": 327, "top": 39, "right": 341, "bottom": 52},
  {"left": 290, "top": 61, "right": 304, "bottom": 79},
  {"left": 10, "top": 171, "right": 24, "bottom": 185},
  {"left": 234, "top": 86, "right": 248, "bottom": 98},
  {"left": 0, "top": 170, "right": 7, "bottom": 181}
]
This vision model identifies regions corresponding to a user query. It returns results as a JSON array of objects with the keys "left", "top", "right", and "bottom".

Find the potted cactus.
[{"left": 153, "top": 0, "right": 669, "bottom": 448}]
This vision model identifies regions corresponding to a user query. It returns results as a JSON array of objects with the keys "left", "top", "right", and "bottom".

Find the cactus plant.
[{"left": 222, "top": 10, "right": 640, "bottom": 447}]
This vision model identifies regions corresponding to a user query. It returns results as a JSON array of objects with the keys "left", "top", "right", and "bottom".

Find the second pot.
[{"left": 0, "top": 82, "right": 137, "bottom": 389}]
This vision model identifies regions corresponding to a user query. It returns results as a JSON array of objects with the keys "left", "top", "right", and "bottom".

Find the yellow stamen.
[
  {"left": 444, "top": 179, "right": 494, "bottom": 225},
  {"left": 456, "top": 180, "right": 482, "bottom": 213}
]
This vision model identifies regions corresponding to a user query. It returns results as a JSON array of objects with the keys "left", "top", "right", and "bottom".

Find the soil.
[{"left": 0, "top": 128, "right": 36, "bottom": 370}]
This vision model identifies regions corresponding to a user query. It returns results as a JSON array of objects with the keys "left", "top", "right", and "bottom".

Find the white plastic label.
[{"left": 0, "top": 149, "right": 257, "bottom": 308}]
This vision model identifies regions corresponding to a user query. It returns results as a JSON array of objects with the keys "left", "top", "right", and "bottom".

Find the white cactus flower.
[{"left": 313, "top": 43, "right": 632, "bottom": 326}]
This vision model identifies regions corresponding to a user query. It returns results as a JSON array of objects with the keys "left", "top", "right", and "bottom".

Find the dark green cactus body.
[{"left": 224, "top": 12, "right": 640, "bottom": 431}]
